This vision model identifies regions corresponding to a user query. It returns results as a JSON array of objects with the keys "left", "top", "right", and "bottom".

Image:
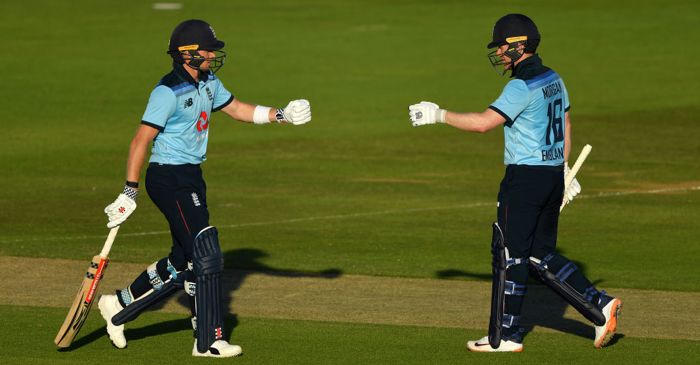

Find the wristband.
[
  {"left": 437, "top": 109, "right": 447, "bottom": 123},
  {"left": 253, "top": 105, "right": 272, "bottom": 124},
  {"left": 275, "top": 108, "right": 286, "bottom": 123},
  {"left": 125, "top": 181, "right": 139, "bottom": 188},
  {"left": 123, "top": 185, "right": 139, "bottom": 200}
]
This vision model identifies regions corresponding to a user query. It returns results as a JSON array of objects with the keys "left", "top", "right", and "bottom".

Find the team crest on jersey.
[
  {"left": 184, "top": 98, "right": 193, "bottom": 108},
  {"left": 205, "top": 87, "right": 213, "bottom": 101}
]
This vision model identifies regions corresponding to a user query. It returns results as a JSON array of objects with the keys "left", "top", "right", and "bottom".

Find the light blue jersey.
[
  {"left": 489, "top": 68, "right": 570, "bottom": 166},
  {"left": 141, "top": 65, "right": 233, "bottom": 165}
]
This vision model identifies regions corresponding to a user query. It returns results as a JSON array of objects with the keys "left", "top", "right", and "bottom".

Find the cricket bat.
[
  {"left": 560, "top": 144, "right": 592, "bottom": 212},
  {"left": 54, "top": 226, "right": 120, "bottom": 348}
]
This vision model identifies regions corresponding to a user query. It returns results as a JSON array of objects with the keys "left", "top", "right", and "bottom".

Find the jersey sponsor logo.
[
  {"left": 205, "top": 87, "right": 213, "bottom": 101},
  {"left": 184, "top": 98, "right": 193, "bottom": 108},
  {"left": 196, "top": 111, "right": 209, "bottom": 132}
]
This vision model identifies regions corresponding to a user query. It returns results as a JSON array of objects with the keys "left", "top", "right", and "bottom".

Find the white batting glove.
[
  {"left": 278, "top": 99, "right": 311, "bottom": 125},
  {"left": 408, "top": 101, "right": 446, "bottom": 127},
  {"left": 104, "top": 186, "right": 138, "bottom": 228},
  {"left": 563, "top": 163, "right": 582, "bottom": 205}
]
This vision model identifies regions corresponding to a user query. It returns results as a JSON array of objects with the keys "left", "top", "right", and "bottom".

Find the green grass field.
[{"left": 1, "top": 0, "right": 699, "bottom": 363}]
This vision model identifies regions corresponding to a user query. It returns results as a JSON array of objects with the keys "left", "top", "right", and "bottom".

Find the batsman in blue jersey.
[
  {"left": 99, "top": 19, "right": 312, "bottom": 358},
  {"left": 409, "top": 14, "right": 622, "bottom": 352}
]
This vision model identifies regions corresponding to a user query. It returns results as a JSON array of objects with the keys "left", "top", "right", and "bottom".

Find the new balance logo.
[
  {"left": 184, "top": 98, "right": 193, "bottom": 108},
  {"left": 205, "top": 87, "right": 213, "bottom": 101},
  {"left": 191, "top": 192, "right": 201, "bottom": 207}
]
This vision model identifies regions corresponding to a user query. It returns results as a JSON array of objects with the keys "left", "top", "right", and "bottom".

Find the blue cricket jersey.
[
  {"left": 489, "top": 55, "right": 570, "bottom": 166},
  {"left": 141, "top": 64, "right": 234, "bottom": 165}
]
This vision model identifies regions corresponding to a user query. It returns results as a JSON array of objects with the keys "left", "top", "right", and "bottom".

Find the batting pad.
[{"left": 193, "top": 226, "right": 225, "bottom": 353}]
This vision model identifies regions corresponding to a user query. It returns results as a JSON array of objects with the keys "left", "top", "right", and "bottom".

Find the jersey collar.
[
  {"left": 173, "top": 62, "right": 210, "bottom": 85},
  {"left": 511, "top": 54, "right": 550, "bottom": 80}
]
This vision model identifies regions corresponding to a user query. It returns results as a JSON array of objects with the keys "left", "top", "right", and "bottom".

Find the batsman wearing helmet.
[
  {"left": 100, "top": 19, "right": 312, "bottom": 357},
  {"left": 408, "top": 14, "right": 622, "bottom": 352}
]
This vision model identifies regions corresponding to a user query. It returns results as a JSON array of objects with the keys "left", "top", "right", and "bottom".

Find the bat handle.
[
  {"left": 564, "top": 144, "right": 592, "bottom": 188},
  {"left": 99, "top": 226, "right": 120, "bottom": 258},
  {"left": 561, "top": 144, "right": 592, "bottom": 212}
]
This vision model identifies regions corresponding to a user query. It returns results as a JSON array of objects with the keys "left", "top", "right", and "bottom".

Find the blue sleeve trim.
[
  {"left": 141, "top": 120, "right": 164, "bottom": 132},
  {"left": 489, "top": 105, "right": 513, "bottom": 127},
  {"left": 212, "top": 95, "right": 234, "bottom": 112}
]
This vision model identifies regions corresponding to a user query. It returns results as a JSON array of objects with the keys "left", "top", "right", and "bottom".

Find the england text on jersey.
[{"left": 541, "top": 146, "right": 564, "bottom": 161}]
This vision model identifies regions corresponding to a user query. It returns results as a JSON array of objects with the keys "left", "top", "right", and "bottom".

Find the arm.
[
  {"left": 564, "top": 111, "right": 571, "bottom": 161},
  {"left": 444, "top": 108, "right": 506, "bottom": 133},
  {"left": 103, "top": 124, "right": 159, "bottom": 229},
  {"left": 126, "top": 124, "right": 160, "bottom": 184},
  {"left": 219, "top": 99, "right": 270, "bottom": 123},
  {"left": 409, "top": 102, "right": 505, "bottom": 133},
  {"left": 220, "top": 98, "right": 311, "bottom": 125}
]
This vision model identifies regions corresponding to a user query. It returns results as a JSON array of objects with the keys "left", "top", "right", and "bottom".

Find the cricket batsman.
[
  {"left": 100, "top": 19, "right": 312, "bottom": 357},
  {"left": 408, "top": 14, "right": 622, "bottom": 352}
]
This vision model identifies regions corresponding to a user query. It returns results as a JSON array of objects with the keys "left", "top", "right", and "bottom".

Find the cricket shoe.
[
  {"left": 98, "top": 294, "right": 127, "bottom": 349},
  {"left": 192, "top": 340, "right": 243, "bottom": 358},
  {"left": 467, "top": 336, "right": 523, "bottom": 352},
  {"left": 594, "top": 294, "right": 622, "bottom": 348}
]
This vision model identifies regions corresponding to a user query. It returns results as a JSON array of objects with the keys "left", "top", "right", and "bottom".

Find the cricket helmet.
[
  {"left": 487, "top": 14, "right": 540, "bottom": 75},
  {"left": 168, "top": 19, "right": 226, "bottom": 73}
]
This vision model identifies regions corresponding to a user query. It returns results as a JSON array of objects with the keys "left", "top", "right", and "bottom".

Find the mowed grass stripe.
[
  {"left": 2, "top": 184, "right": 697, "bottom": 245},
  {"left": 5, "top": 305, "right": 699, "bottom": 365},
  {"left": 5, "top": 256, "right": 698, "bottom": 341}
]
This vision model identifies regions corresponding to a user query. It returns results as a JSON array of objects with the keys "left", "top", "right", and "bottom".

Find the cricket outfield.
[{"left": 0, "top": 0, "right": 698, "bottom": 363}]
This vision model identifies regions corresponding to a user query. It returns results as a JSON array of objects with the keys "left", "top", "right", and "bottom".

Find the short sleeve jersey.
[
  {"left": 489, "top": 55, "right": 570, "bottom": 166},
  {"left": 141, "top": 65, "right": 234, "bottom": 165}
]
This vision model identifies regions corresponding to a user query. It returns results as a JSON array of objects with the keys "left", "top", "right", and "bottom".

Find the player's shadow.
[
  {"left": 65, "top": 248, "right": 341, "bottom": 350},
  {"left": 436, "top": 260, "right": 617, "bottom": 341},
  {"left": 436, "top": 268, "right": 492, "bottom": 281},
  {"left": 178, "top": 248, "right": 343, "bottom": 340}
]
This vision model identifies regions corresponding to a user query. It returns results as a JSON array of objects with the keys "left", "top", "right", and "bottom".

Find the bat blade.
[{"left": 54, "top": 255, "right": 109, "bottom": 348}]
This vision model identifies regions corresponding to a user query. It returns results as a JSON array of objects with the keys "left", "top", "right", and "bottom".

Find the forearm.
[
  {"left": 445, "top": 112, "right": 486, "bottom": 133},
  {"left": 228, "top": 101, "right": 258, "bottom": 123},
  {"left": 444, "top": 109, "right": 503, "bottom": 133},
  {"left": 125, "top": 125, "right": 159, "bottom": 185},
  {"left": 224, "top": 99, "right": 284, "bottom": 124},
  {"left": 564, "top": 113, "right": 572, "bottom": 162},
  {"left": 126, "top": 137, "right": 149, "bottom": 184}
]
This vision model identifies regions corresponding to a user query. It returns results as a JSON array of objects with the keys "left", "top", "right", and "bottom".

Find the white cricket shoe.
[
  {"left": 467, "top": 336, "right": 523, "bottom": 352},
  {"left": 98, "top": 294, "right": 127, "bottom": 349},
  {"left": 594, "top": 297, "right": 622, "bottom": 348},
  {"left": 192, "top": 340, "right": 243, "bottom": 358}
]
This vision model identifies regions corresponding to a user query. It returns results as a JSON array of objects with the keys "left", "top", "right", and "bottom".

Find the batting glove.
[
  {"left": 563, "top": 163, "right": 582, "bottom": 205},
  {"left": 409, "top": 101, "right": 446, "bottom": 127},
  {"left": 104, "top": 186, "right": 138, "bottom": 228},
  {"left": 277, "top": 99, "right": 311, "bottom": 125}
]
